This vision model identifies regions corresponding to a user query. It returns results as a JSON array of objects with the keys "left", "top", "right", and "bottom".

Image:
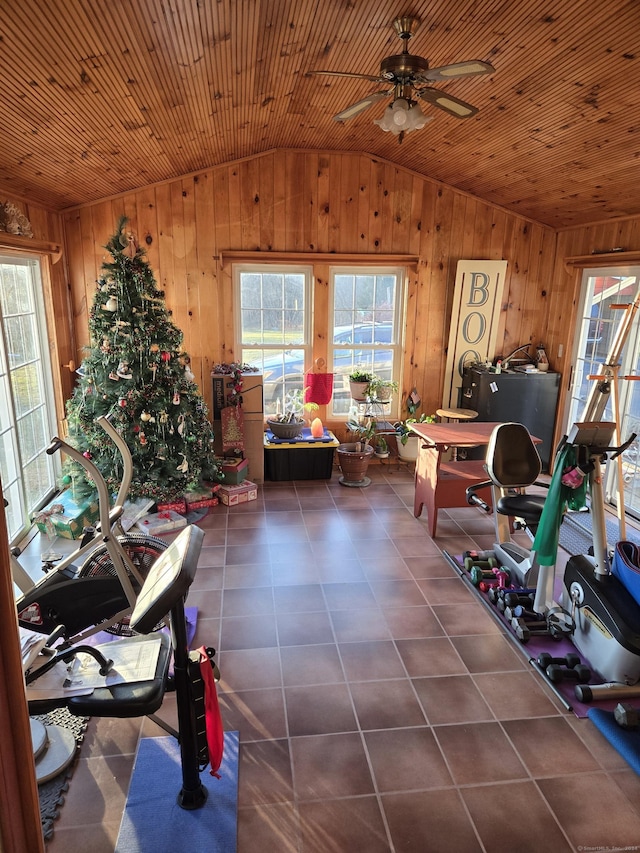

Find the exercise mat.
[
  {"left": 445, "top": 552, "right": 627, "bottom": 717},
  {"left": 116, "top": 731, "right": 239, "bottom": 852},
  {"left": 588, "top": 708, "right": 640, "bottom": 775},
  {"left": 35, "top": 708, "right": 89, "bottom": 841}
]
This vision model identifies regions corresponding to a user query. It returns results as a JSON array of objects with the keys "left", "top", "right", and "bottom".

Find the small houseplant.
[
  {"left": 394, "top": 412, "right": 436, "bottom": 462},
  {"left": 267, "top": 389, "right": 319, "bottom": 439},
  {"left": 374, "top": 434, "right": 390, "bottom": 458},
  {"left": 349, "top": 370, "right": 374, "bottom": 402},
  {"left": 367, "top": 377, "right": 399, "bottom": 403}
]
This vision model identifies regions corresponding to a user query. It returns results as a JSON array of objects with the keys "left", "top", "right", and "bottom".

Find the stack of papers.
[{"left": 24, "top": 634, "right": 163, "bottom": 702}]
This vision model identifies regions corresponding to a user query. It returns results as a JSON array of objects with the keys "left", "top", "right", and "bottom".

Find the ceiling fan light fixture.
[{"left": 374, "top": 98, "right": 431, "bottom": 135}]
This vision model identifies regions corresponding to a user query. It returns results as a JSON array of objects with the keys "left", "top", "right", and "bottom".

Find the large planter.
[
  {"left": 397, "top": 434, "right": 420, "bottom": 463},
  {"left": 336, "top": 442, "right": 374, "bottom": 487},
  {"left": 266, "top": 418, "right": 304, "bottom": 440}
]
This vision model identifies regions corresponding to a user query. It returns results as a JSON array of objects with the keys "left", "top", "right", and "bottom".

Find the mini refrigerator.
[{"left": 461, "top": 366, "right": 561, "bottom": 471}]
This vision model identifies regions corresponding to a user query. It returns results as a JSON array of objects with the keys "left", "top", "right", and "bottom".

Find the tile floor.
[{"left": 38, "top": 464, "right": 640, "bottom": 852}]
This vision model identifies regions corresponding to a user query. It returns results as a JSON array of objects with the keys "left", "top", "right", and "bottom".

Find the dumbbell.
[
  {"left": 463, "top": 550, "right": 496, "bottom": 562},
  {"left": 537, "top": 652, "right": 581, "bottom": 670},
  {"left": 545, "top": 663, "right": 592, "bottom": 684},
  {"left": 511, "top": 617, "right": 550, "bottom": 643},
  {"left": 478, "top": 570, "right": 511, "bottom": 593},
  {"left": 614, "top": 702, "right": 640, "bottom": 730},
  {"left": 503, "top": 604, "right": 543, "bottom": 621},
  {"left": 503, "top": 591, "right": 536, "bottom": 609}
]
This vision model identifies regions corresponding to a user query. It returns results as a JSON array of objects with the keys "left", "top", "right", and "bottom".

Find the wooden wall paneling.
[
  {"left": 258, "top": 154, "right": 275, "bottom": 251},
  {"left": 339, "top": 154, "right": 362, "bottom": 253},
  {"left": 284, "top": 151, "right": 306, "bottom": 252},
  {"left": 304, "top": 152, "right": 319, "bottom": 253},
  {"left": 356, "top": 156, "right": 372, "bottom": 253},
  {"left": 227, "top": 164, "right": 242, "bottom": 250},
  {"left": 367, "top": 158, "right": 385, "bottom": 254},
  {"left": 166, "top": 179, "right": 190, "bottom": 348},
  {"left": 135, "top": 185, "right": 160, "bottom": 274},
  {"left": 240, "top": 157, "right": 261, "bottom": 251},
  {"left": 408, "top": 175, "right": 425, "bottom": 258},
  {"left": 192, "top": 171, "right": 217, "bottom": 400},
  {"left": 181, "top": 177, "right": 198, "bottom": 371},
  {"left": 272, "top": 152, "right": 287, "bottom": 252},
  {"left": 316, "top": 154, "right": 330, "bottom": 253},
  {"left": 113, "top": 194, "right": 140, "bottom": 238},
  {"left": 391, "top": 168, "right": 413, "bottom": 252},
  {"left": 489, "top": 208, "right": 508, "bottom": 262},
  {"left": 379, "top": 163, "right": 397, "bottom": 253},
  {"left": 210, "top": 168, "right": 235, "bottom": 369},
  {"left": 327, "top": 154, "right": 343, "bottom": 254}
]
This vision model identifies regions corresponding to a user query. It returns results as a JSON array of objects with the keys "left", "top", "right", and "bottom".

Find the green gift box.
[{"left": 34, "top": 490, "right": 100, "bottom": 539}]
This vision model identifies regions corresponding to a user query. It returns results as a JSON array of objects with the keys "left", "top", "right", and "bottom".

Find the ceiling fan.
[{"left": 306, "top": 16, "right": 494, "bottom": 139}]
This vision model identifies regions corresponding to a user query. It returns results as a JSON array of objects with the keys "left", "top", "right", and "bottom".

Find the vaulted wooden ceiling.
[{"left": 1, "top": 0, "right": 639, "bottom": 228}]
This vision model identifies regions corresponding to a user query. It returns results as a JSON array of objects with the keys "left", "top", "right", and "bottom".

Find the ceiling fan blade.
[
  {"left": 417, "top": 87, "right": 479, "bottom": 118},
  {"left": 333, "top": 91, "right": 390, "bottom": 123},
  {"left": 306, "top": 70, "right": 384, "bottom": 83},
  {"left": 416, "top": 60, "right": 495, "bottom": 83}
]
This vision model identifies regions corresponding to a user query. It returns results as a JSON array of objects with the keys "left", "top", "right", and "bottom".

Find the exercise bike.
[
  {"left": 14, "top": 415, "right": 167, "bottom": 647},
  {"left": 465, "top": 421, "right": 549, "bottom": 592}
]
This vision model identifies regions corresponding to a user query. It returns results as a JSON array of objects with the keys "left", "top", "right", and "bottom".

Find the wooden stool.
[{"left": 435, "top": 407, "right": 478, "bottom": 460}]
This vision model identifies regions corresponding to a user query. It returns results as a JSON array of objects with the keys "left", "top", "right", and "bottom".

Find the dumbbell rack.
[{"left": 442, "top": 548, "right": 582, "bottom": 711}]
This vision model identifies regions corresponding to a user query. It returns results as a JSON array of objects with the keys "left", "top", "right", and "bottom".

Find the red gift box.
[
  {"left": 156, "top": 499, "right": 187, "bottom": 515},
  {"left": 187, "top": 496, "right": 219, "bottom": 511}
]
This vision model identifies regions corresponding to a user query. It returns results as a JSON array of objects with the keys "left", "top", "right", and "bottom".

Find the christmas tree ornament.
[
  {"left": 150, "top": 363, "right": 157, "bottom": 382},
  {"left": 109, "top": 371, "right": 120, "bottom": 381},
  {"left": 140, "top": 411, "right": 151, "bottom": 422},
  {"left": 116, "top": 361, "right": 133, "bottom": 379},
  {"left": 172, "top": 391, "right": 180, "bottom": 405},
  {"left": 103, "top": 295, "right": 118, "bottom": 312},
  {"left": 149, "top": 343, "right": 160, "bottom": 353},
  {"left": 139, "top": 431, "right": 147, "bottom": 445},
  {"left": 177, "top": 414, "right": 185, "bottom": 436},
  {"left": 161, "top": 351, "right": 171, "bottom": 363},
  {"left": 177, "top": 453, "right": 189, "bottom": 473},
  {"left": 83, "top": 451, "right": 92, "bottom": 459}
]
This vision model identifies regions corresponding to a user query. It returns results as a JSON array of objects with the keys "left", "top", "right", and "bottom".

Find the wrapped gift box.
[
  {"left": 136, "top": 510, "right": 187, "bottom": 535},
  {"left": 184, "top": 486, "right": 219, "bottom": 511},
  {"left": 218, "top": 480, "right": 258, "bottom": 506},
  {"left": 156, "top": 498, "right": 187, "bottom": 514},
  {"left": 34, "top": 490, "right": 99, "bottom": 540},
  {"left": 221, "top": 457, "right": 249, "bottom": 485}
]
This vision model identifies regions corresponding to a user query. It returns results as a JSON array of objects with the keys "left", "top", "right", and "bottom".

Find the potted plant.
[
  {"left": 336, "top": 413, "right": 376, "bottom": 487},
  {"left": 374, "top": 434, "right": 390, "bottom": 458},
  {"left": 266, "top": 389, "right": 319, "bottom": 439},
  {"left": 349, "top": 370, "right": 374, "bottom": 402},
  {"left": 394, "top": 412, "right": 436, "bottom": 463},
  {"left": 367, "top": 377, "right": 399, "bottom": 403}
]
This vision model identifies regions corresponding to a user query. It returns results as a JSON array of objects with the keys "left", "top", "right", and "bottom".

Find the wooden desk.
[{"left": 410, "top": 421, "right": 503, "bottom": 537}]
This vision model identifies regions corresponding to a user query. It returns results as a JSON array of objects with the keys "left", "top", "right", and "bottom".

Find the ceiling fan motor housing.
[{"left": 380, "top": 53, "right": 429, "bottom": 82}]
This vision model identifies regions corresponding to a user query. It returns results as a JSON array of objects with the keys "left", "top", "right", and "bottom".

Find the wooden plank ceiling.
[{"left": 0, "top": 0, "right": 639, "bottom": 228}]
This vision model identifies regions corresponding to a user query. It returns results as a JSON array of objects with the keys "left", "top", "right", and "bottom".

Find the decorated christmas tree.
[{"left": 64, "top": 217, "right": 220, "bottom": 502}]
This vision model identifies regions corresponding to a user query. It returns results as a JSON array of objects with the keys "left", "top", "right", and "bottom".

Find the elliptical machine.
[{"left": 15, "top": 415, "right": 167, "bottom": 646}]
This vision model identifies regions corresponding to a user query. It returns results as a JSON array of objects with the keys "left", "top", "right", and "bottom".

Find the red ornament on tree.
[
  {"left": 161, "top": 351, "right": 171, "bottom": 362},
  {"left": 83, "top": 451, "right": 92, "bottom": 459}
]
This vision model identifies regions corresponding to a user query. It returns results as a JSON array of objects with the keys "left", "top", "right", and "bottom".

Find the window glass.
[
  {"left": 236, "top": 265, "right": 312, "bottom": 416},
  {"left": 0, "top": 256, "right": 58, "bottom": 540}
]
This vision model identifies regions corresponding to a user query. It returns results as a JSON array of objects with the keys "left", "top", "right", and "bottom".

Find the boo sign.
[{"left": 442, "top": 260, "right": 507, "bottom": 408}]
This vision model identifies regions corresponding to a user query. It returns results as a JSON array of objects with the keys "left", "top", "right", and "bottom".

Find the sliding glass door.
[
  {"left": 567, "top": 268, "right": 640, "bottom": 518},
  {"left": 0, "top": 256, "right": 59, "bottom": 541}
]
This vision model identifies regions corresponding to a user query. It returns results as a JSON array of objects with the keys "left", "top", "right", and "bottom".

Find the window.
[
  {"left": 235, "top": 265, "right": 313, "bottom": 415},
  {"left": 0, "top": 256, "right": 59, "bottom": 540},
  {"left": 330, "top": 268, "right": 405, "bottom": 416},
  {"left": 567, "top": 268, "right": 640, "bottom": 518}
]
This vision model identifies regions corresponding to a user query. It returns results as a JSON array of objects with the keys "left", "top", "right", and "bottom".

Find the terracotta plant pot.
[
  {"left": 349, "top": 381, "right": 370, "bottom": 402},
  {"left": 336, "top": 442, "right": 374, "bottom": 487}
]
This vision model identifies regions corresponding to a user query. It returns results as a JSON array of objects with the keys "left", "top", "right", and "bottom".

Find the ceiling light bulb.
[{"left": 392, "top": 99, "right": 410, "bottom": 126}]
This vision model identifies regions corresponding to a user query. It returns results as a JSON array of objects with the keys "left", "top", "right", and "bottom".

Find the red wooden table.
[{"left": 410, "top": 421, "right": 503, "bottom": 537}]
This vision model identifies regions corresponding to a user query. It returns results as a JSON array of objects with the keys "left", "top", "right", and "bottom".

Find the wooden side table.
[
  {"left": 435, "top": 407, "right": 478, "bottom": 461},
  {"left": 410, "top": 421, "right": 501, "bottom": 537}
]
